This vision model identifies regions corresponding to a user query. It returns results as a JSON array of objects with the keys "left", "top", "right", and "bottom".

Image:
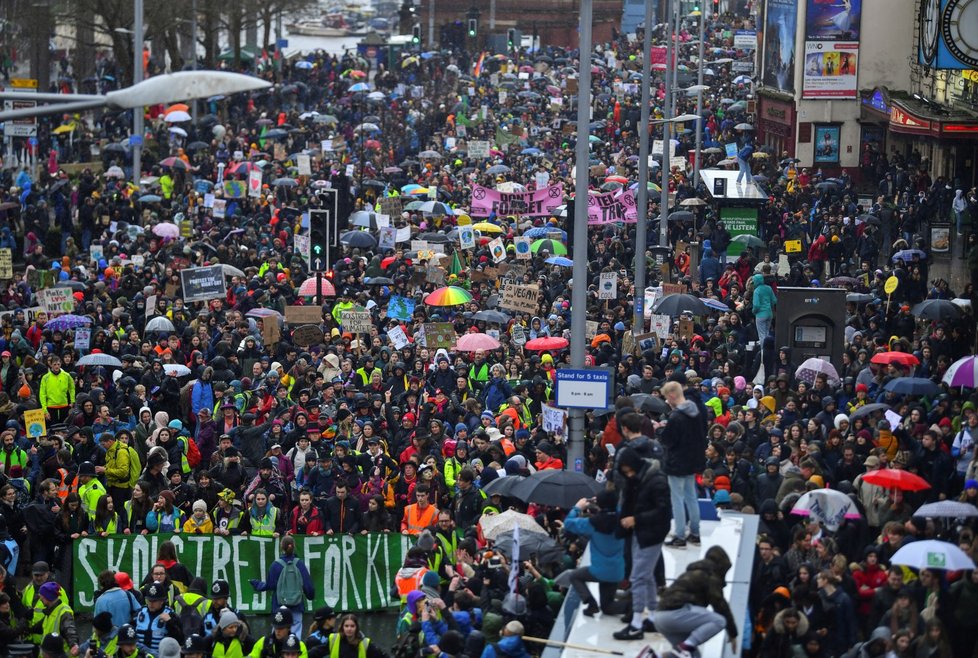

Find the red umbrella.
[
  {"left": 871, "top": 351, "right": 920, "bottom": 367},
  {"left": 861, "top": 469, "right": 930, "bottom": 492},
  {"left": 524, "top": 337, "right": 569, "bottom": 351},
  {"left": 296, "top": 277, "right": 336, "bottom": 297},
  {"left": 456, "top": 333, "right": 500, "bottom": 352},
  {"left": 381, "top": 256, "right": 412, "bottom": 269}
]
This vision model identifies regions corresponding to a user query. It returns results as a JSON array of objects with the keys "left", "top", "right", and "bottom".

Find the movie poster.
[{"left": 762, "top": 0, "right": 799, "bottom": 93}]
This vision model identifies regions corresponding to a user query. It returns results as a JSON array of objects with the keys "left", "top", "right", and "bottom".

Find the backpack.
[
  {"left": 274, "top": 557, "right": 305, "bottom": 607},
  {"left": 391, "top": 629, "right": 421, "bottom": 658},
  {"left": 179, "top": 436, "right": 202, "bottom": 469},
  {"left": 126, "top": 446, "right": 142, "bottom": 488},
  {"left": 174, "top": 594, "right": 205, "bottom": 637}
]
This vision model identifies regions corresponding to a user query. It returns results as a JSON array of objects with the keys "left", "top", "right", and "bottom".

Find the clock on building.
[
  {"left": 919, "top": 0, "right": 941, "bottom": 65},
  {"left": 942, "top": 0, "right": 978, "bottom": 68}
]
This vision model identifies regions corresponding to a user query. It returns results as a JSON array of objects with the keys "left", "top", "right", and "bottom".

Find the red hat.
[
  {"left": 713, "top": 475, "right": 732, "bottom": 491},
  {"left": 855, "top": 383, "right": 868, "bottom": 393},
  {"left": 115, "top": 572, "right": 134, "bottom": 591},
  {"left": 403, "top": 412, "right": 417, "bottom": 424},
  {"left": 939, "top": 417, "right": 952, "bottom": 428},
  {"left": 717, "top": 386, "right": 730, "bottom": 396}
]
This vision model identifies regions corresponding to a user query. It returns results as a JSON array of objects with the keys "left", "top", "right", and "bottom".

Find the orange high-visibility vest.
[{"left": 401, "top": 503, "right": 438, "bottom": 535}]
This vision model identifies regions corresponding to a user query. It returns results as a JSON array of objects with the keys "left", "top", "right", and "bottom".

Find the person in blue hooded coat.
[
  {"left": 480, "top": 620, "right": 531, "bottom": 658},
  {"left": 561, "top": 489, "right": 625, "bottom": 616}
]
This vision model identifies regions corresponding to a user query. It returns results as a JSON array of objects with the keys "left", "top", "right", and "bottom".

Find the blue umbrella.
[
  {"left": 295, "top": 60, "right": 313, "bottom": 70},
  {"left": 348, "top": 82, "right": 370, "bottom": 92},
  {"left": 525, "top": 226, "right": 566, "bottom": 239},
  {"left": 521, "top": 148, "right": 542, "bottom": 155},
  {"left": 884, "top": 377, "right": 940, "bottom": 397},
  {"left": 138, "top": 194, "right": 162, "bottom": 203},
  {"left": 45, "top": 314, "right": 91, "bottom": 332},
  {"left": 545, "top": 256, "right": 573, "bottom": 267},
  {"left": 893, "top": 249, "right": 927, "bottom": 262},
  {"left": 702, "top": 298, "right": 731, "bottom": 312}
]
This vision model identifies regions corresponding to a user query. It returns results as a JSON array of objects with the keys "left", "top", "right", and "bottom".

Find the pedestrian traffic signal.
[
  {"left": 507, "top": 28, "right": 516, "bottom": 48},
  {"left": 412, "top": 24, "right": 422, "bottom": 44},
  {"left": 467, "top": 19, "right": 477, "bottom": 37},
  {"left": 309, "top": 209, "right": 331, "bottom": 272}
]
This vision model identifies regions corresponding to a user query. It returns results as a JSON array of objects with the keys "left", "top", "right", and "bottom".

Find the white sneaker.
[{"left": 663, "top": 648, "right": 694, "bottom": 658}]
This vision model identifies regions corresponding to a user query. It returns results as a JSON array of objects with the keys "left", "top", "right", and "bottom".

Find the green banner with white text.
[{"left": 72, "top": 533, "right": 411, "bottom": 613}]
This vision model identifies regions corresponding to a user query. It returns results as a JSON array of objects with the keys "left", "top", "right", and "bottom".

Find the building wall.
[{"left": 758, "top": 0, "right": 915, "bottom": 172}]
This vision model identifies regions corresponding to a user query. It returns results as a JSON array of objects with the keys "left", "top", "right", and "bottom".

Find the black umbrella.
[
  {"left": 849, "top": 403, "right": 890, "bottom": 420},
  {"left": 652, "top": 293, "right": 708, "bottom": 317},
  {"left": 103, "top": 143, "right": 127, "bottom": 153},
  {"left": 419, "top": 232, "right": 451, "bottom": 243},
  {"left": 472, "top": 309, "right": 512, "bottom": 324},
  {"left": 629, "top": 393, "right": 669, "bottom": 414},
  {"left": 186, "top": 141, "right": 210, "bottom": 151},
  {"left": 340, "top": 231, "right": 378, "bottom": 249},
  {"left": 858, "top": 214, "right": 881, "bottom": 226},
  {"left": 846, "top": 293, "right": 875, "bottom": 304},
  {"left": 493, "top": 530, "right": 564, "bottom": 564},
  {"left": 366, "top": 276, "right": 394, "bottom": 285},
  {"left": 510, "top": 470, "right": 603, "bottom": 508},
  {"left": 912, "top": 299, "right": 962, "bottom": 321},
  {"left": 668, "top": 210, "right": 695, "bottom": 222},
  {"left": 482, "top": 475, "right": 526, "bottom": 497}
]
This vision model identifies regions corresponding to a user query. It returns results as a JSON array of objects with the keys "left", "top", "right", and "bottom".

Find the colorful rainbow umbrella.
[{"left": 424, "top": 286, "right": 473, "bottom": 306}]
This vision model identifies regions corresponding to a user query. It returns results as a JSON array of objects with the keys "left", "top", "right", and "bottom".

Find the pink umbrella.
[
  {"left": 151, "top": 223, "right": 180, "bottom": 239},
  {"left": 456, "top": 332, "right": 501, "bottom": 352},
  {"left": 297, "top": 277, "right": 336, "bottom": 297}
]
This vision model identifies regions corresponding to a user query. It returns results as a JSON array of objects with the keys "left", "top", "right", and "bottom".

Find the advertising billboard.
[
  {"left": 802, "top": 41, "right": 859, "bottom": 98},
  {"left": 805, "top": 0, "right": 862, "bottom": 40},
  {"left": 762, "top": 0, "right": 799, "bottom": 93}
]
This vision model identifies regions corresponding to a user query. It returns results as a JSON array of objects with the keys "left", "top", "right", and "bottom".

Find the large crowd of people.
[{"left": 0, "top": 4, "right": 975, "bottom": 658}]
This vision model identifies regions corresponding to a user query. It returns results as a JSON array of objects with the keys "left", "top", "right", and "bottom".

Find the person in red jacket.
[
  {"left": 852, "top": 546, "right": 888, "bottom": 618},
  {"left": 288, "top": 490, "right": 325, "bottom": 536},
  {"left": 534, "top": 441, "right": 564, "bottom": 470}
]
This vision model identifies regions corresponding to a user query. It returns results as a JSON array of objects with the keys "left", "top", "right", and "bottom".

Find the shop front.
[{"left": 757, "top": 92, "right": 796, "bottom": 158}]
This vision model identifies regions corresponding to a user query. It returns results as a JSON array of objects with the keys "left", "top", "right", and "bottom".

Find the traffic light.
[
  {"left": 507, "top": 28, "right": 516, "bottom": 48},
  {"left": 412, "top": 24, "right": 421, "bottom": 44},
  {"left": 467, "top": 18, "right": 477, "bottom": 37},
  {"left": 309, "top": 209, "right": 331, "bottom": 271}
]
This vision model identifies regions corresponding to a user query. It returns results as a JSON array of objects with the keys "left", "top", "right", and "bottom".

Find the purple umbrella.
[
  {"left": 943, "top": 356, "right": 978, "bottom": 388},
  {"left": 45, "top": 314, "right": 92, "bottom": 332}
]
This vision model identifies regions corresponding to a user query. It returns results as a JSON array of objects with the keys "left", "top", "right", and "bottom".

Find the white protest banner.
[
  {"left": 74, "top": 327, "right": 91, "bottom": 352},
  {"left": 203, "top": 193, "right": 215, "bottom": 208},
  {"left": 488, "top": 237, "right": 507, "bottom": 263},
  {"left": 38, "top": 287, "right": 74, "bottom": 315},
  {"left": 542, "top": 406, "right": 567, "bottom": 436},
  {"left": 248, "top": 170, "right": 262, "bottom": 198},
  {"left": 375, "top": 214, "right": 391, "bottom": 228},
  {"left": 534, "top": 171, "right": 550, "bottom": 189},
  {"left": 499, "top": 283, "right": 540, "bottom": 314},
  {"left": 345, "top": 164, "right": 355, "bottom": 177},
  {"left": 458, "top": 225, "right": 475, "bottom": 250},
  {"left": 378, "top": 227, "right": 397, "bottom": 251},
  {"left": 0, "top": 248, "right": 12, "bottom": 279},
  {"left": 650, "top": 314, "right": 672, "bottom": 339},
  {"left": 498, "top": 90, "right": 507, "bottom": 104},
  {"left": 598, "top": 272, "right": 618, "bottom": 300},
  {"left": 212, "top": 199, "right": 227, "bottom": 218},
  {"left": 468, "top": 140, "right": 490, "bottom": 159},
  {"left": 410, "top": 240, "right": 429, "bottom": 254},
  {"left": 296, "top": 154, "right": 312, "bottom": 176},
  {"left": 90, "top": 245, "right": 104, "bottom": 263},
  {"left": 513, "top": 236, "right": 532, "bottom": 260},
  {"left": 395, "top": 227, "right": 412, "bottom": 243},
  {"left": 511, "top": 324, "right": 527, "bottom": 346},
  {"left": 387, "top": 325, "right": 409, "bottom": 349},
  {"left": 585, "top": 320, "right": 599, "bottom": 340},
  {"left": 294, "top": 234, "right": 310, "bottom": 264},
  {"left": 341, "top": 310, "right": 374, "bottom": 334},
  {"left": 132, "top": 255, "right": 145, "bottom": 268}
]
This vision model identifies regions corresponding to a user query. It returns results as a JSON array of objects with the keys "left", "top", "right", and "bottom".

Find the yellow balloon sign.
[{"left": 884, "top": 276, "right": 899, "bottom": 295}]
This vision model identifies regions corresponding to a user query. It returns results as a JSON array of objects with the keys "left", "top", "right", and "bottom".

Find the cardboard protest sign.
[{"left": 499, "top": 283, "right": 540, "bottom": 314}]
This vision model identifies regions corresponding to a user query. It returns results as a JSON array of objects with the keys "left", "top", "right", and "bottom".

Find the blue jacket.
[
  {"left": 251, "top": 554, "right": 315, "bottom": 608},
  {"left": 699, "top": 253, "right": 722, "bottom": 285},
  {"left": 751, "top": 274, "right": 777, "bottom": 319},
  {"left": 481, "top": 636, "right": 531, "bottom": 658},
  {"left": 191, "top": 380, "right": 215, "bottom": 416},
  {"left": 563, "top": 507, "right": 625, "bottom": 583},
  {"left": 481, "top": 377, "right": 513, "bottom": 414},
  {"left": 94, "top": 586, "right": 140, "bottom": 628}
]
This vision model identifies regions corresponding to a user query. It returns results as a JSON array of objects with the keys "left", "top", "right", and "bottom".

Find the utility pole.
[
  {"left": 132, "top": 0, "right": 144, "bottom": 180},
  {"left": 567, "top": 0, "right": 592, "bottom": 471},
  {"left": 428, "top": 0, "right": 435, "bottom": 49},
  {"left": 632, "top": 0, "right": 654, "bottom": 334}
]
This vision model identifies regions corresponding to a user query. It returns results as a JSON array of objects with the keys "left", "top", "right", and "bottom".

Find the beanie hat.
[
  {"left": 159, "top": 637, "right": 182, "bottom": 658},
  {"left": 713, "top": 489, "right": 732, "bottom": 504},
  {"left": 39, "top": 581, "right": 61, "bottom": 601},
  {"left": 92, "top": 611, "right": 113, "bottom": 633},
  {"left": 967, "top": 479, "right": 978, "bottom": 490},
  {"left": 856, "top": 383, "right": 868, "bottom": 393},
  {"left": 834, "top": 413, "right": 850, "bottom": 429},
  {"left": 218, "top": 609, "right": 240, "bottom": 629},
  {"left": 193, "top": 500, "right": 207, "bottom": 513}
]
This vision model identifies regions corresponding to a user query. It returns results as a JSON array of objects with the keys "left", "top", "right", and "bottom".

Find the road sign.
[
  {"left": 3, "top": 78, "right": 38, "bottom": 138},
  {"left": 309, "top": 209, "right": 332, "bottom": 271},
  {"left": 555, "top": 368, "right": 613, "bottom": 409}
]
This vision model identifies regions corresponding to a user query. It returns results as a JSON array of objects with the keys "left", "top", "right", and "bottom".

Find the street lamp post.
[
  {"left": 632, "top": 0, "right": 655, "bottom": 334},
  {"left": 132, "top": 0, "right": 144, "bottom": 180},
  {"left": 693, "top": 10, "right": 706, "bottom": 187}
]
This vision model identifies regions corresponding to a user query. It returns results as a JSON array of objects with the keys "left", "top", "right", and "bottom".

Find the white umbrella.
[
  {"left": 221, "top": 264, "right": 246, "bottom": 277},
  {"left": 145, "top": 316, "right": 176, "bottom": 333},
  {"left": 168, "top": 126, "right": 188, "bottom": 137},
  {"left": 890, "top": 539, "right": 975, "bottom": 571},
  {"left": 164, "top": 110, "right": 191, "bottom": 122},
  {"left": 790, "top": 489, "right": 861, "bottom": 531},
  {"left": 162, "top": 363, "right": 192, "bottom": 377},
  {"left": 795, "top": 357, "right": 841, "bottom": 385},
  {"left": 104, "top": 166, "right": 126, "bottom": 179},
  {"left": 77, "top": 353, "right": 123, "bottom": 367},
  {"left": 479, "top": 509, "right": 548, "bottom": 541},
  {"left": 912, "top": 500, "right": 978, "bottom": 519}
]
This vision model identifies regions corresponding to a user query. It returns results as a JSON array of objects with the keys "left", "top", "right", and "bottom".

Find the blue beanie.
[
  {"left": 515, "top": 428, "right": 530, "bottom": 439},
  {"left": 455, "top": 423, "right": 468, "bottom": 434}
]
